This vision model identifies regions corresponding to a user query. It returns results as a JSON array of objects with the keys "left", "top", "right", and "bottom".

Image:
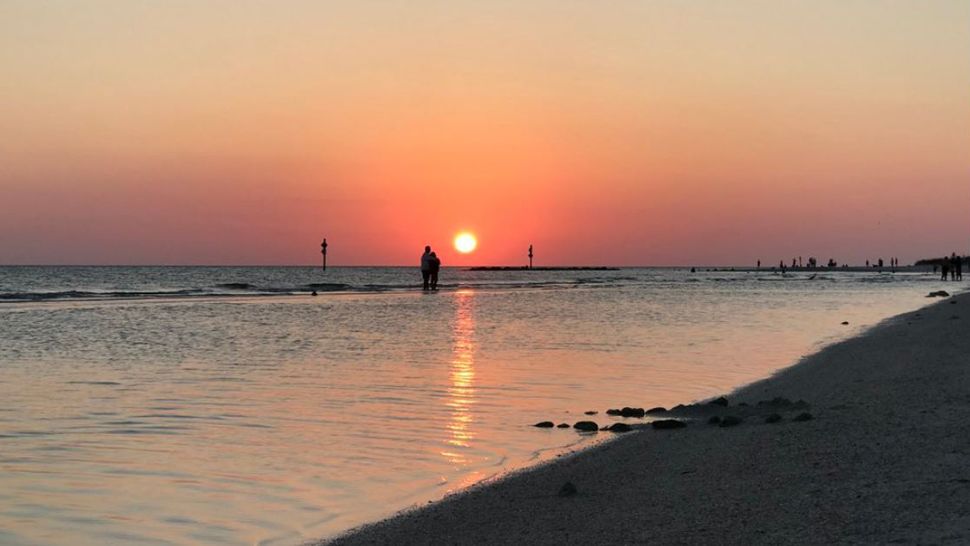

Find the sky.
[{"left": 1, "top": 1, "right": 968, "bottom": 266}]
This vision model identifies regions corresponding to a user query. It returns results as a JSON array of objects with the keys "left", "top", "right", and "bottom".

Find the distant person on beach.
[
  {"left": 957, "top": 255, "right": 963, "bottom": 281},
  {"left": 429, "top": 252, "right": 441, "bottom": 290},
  {"left": 941, "top": 257, "right": 950, "bottom": 281},
  {"left": 757, "top": 259, "right": 761, "bottom": 269},
  {"left": 951, "top": 253, "right": 959, "bottom": 281},
  {"left": 421, "top": 246, "right": 433, "bottom": 290}
]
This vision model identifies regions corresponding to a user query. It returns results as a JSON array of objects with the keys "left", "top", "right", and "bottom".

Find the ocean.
[{"left": 0, "top": 266, "right": 948, "bottom": 545}]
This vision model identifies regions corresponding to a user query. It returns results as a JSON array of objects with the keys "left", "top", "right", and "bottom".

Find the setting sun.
[{"left": 454, "top": 232, "right": 477, "bottom": 254}]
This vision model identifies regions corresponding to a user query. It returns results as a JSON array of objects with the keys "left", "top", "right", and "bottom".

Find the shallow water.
[{"left": 0, "top": 266, "right": 952, "bottom": 545}]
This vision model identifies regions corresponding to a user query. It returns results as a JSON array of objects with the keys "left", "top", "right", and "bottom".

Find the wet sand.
[{"left": 321, "top": 290, "right": 969, "bottom": 545}]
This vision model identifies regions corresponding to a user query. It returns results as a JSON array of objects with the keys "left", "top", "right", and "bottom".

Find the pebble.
[
  {"left": 558, "top": 482, "right": 578, "bottom": 497},
  {"left": 534, "top": 421, "right": 555, "bottom": 428}
]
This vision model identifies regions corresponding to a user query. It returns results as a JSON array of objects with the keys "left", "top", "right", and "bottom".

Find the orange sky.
[{"left": 1, "top": 1, "right": 968, "bottom": 266}]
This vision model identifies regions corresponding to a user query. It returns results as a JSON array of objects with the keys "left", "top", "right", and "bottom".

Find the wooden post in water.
[
  {"left": 321, "top": 238, "right": 328, "bottom": 270},
  {"left": 528, "top": 244, "right": 533, "bottom": 269}
]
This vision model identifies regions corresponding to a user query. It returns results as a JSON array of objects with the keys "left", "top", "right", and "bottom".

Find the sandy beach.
[{"left": 324, "top": 290, "right": 969, "bottom": 545}]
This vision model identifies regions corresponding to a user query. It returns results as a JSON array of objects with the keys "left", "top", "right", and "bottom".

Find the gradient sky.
[{"left": 2, "top": 1, "right": 968, "bottom": 266}]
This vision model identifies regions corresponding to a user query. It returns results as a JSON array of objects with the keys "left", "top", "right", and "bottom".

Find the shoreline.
[{"left": 321, "top": 289, "right": 969, "bottom": 545}]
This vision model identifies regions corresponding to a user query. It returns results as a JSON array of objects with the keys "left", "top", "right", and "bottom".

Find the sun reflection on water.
[{"left": 442, "top": 290, "right": 476, "bottom": 465}]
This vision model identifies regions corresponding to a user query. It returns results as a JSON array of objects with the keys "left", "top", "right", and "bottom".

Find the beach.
[
  {"left": 0, "top": 267, "right": 956, "bottom": 544},
  {"left": 325, "top": 290, "right": 969, "bottom": 545}
]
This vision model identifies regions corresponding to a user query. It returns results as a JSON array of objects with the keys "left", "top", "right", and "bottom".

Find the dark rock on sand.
[
  {"left": 928, "top": 290, "right": 950, "bottom": 298},
  {"left": 604, "top": 407, "right": 645, "bottom": 418},
  {"left": 765, "top": 413, "right": 783, "bottom": 424},
  {"left": 584, "top": 411, "right": 598, "bottom": 415},
  {"left": 620, "top": 407, "right": 646, "bottom": 418},
  {"left": 573, "top": 421, "right": 599, "bottom": 432},
  {"left": 645, "top": 407, "right": 667, "bottom": 414},
  {"left": 757, "top": 397, "right": 794, "bottom": 408},
  {"left": 708, "top": 396, "right": 729, "bottom": 407},
  {"left": 708, "top": 416, "right": 721, "bottom": 425},
  {"left": 793, "top": 412, "right": 814, "bottom": 422},
  {"left": 719, "top": 415, "right": 743, "bottom": 427},
  {"left": 558, "top": 482, "right": 578, "bottom": 497},
  {"left": 606, "top": 423, "right": 633, "bottom": 433},
  {"left": 534, "top": 421, "right": 555, "bottom": 428},
  {"left": 557, "top": 423, "right": 571, "bottom": 428},
  {"left": 841, "top": 321, "right": 849, "bottom": 325},
  {"left": 651, "top": 419, "right": 687, "bottom": 430}
]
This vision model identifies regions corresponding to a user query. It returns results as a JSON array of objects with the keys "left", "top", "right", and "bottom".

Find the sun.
[{"left": 454, "top": 232, "right": 477, "bottom": 254}]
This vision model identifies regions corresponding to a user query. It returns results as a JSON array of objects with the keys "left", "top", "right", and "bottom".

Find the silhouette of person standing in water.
[
  {"left": 421, "top": 246, "right": 433, "bottom": 290},
  {"left": 941, "top": 256, "right": 950, "bottom": 281},
  {"left": 429, "top": 252, "right": 441, "bottom": 290}
]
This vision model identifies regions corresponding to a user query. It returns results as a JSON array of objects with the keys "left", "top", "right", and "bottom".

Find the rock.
[
  {"left": 645, "top": 406, "right": 667, "bottom": 414},
  {"left": 534, "top": 421, "right": 555, "bottom": 428},
  {"left": 841, "top": 321, "right": 849, "bottom": 325},
  {"left": 557, "top": 423, "right": 570, "bottom": 428},
  {"left": 928, "top": 290, "right": 950, "bottom": 298},
  {"left": 765, "top": 413, "right": 783, "bottom": 424},
  {"left": 757, "top": 397, "right": 794, "bottom": 407},
  {"left": 311, "top": 290, "right": 318, "bottom": 296},
  {"left": 707, "top": 396, "right": 729, "bottom": 407},
  {"left": 584, "top": 410, "right": 598, "bottom": 415},
  {"left": 738, "top": 402, "right": 749, "bottom": 407},
  {"left": 719, "top": 415, "right": 742, "bottom": 427},
  {"left": 620, "top": 407, "right": 646, "bottom": 418},
  {"left": 652, "top": 419, "right": 687, "bottom": 430},
  {"left": 558, "top": 482, "right": 578, "bottom": 497},
  {"left": 606, "top": 409, "right": 622, "bottom": 416},
  {"left": 707, "top": 416, "right": 721, "bottom": 425},
  {"left": 573, "top": 421, "right": 599, "bottom": 432},
  {"left": 793, "top": 412, "right": 814, "bottom": 422},
  {"left": 607, "top": 423, "right": 633, "bottom": 433}
]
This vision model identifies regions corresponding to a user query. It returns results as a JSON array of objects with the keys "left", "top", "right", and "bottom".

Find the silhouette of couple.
[
  {"left": 420, "top": 246, "right": 441, "bottom": 291},
  {"left": 941, "top": 253, "right": 964, "bottom": 281}
]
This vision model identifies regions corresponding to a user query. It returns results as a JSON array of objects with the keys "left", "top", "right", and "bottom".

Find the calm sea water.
[{"left": 0, "top": 266, "right": 951, "bottom": 545}]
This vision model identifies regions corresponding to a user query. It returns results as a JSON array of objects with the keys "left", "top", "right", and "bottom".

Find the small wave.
[
  {"left": 305, "top": 283, "right": 353, "bottom": 292},
  {"left": 215, "top": 283, "right": 253, "bottom": 290},
  {"left": 0, "top": 289, "right": 204, "bottom": 302}
]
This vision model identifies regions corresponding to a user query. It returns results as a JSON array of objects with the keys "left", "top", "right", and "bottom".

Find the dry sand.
[{"left": 321, "top": 290, "right": 969, "bottom": 545}]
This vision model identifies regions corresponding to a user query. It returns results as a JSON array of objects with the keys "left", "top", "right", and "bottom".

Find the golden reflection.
[{"left": 442, "top": 289, "right": 476, "bottom": 464}]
